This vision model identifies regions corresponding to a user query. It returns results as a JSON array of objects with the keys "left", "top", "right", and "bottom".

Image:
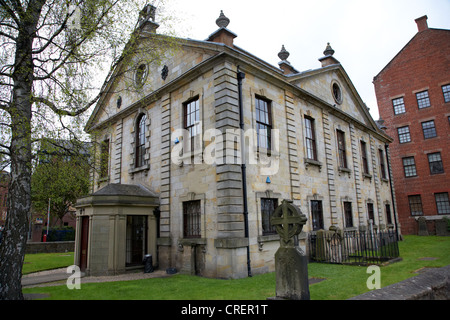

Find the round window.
[
  {"left": 135, "top": 63, "right": 148, "bottom": 87},
  {"left": 332, "top": 82, "right": 343, "bottom": 104}
]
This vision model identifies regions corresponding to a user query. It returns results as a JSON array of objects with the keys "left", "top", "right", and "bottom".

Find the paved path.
[{"left": 22, "top": 268, "right": 171, "bottom": 288}]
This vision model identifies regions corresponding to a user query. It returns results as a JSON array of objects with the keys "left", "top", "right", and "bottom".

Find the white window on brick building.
[
  {"left": 435, "top": 193, "right": 450, "bottom": 215},
  {"left": 442, "top": 84, "right": 450, "bottom": 103},
  {"left": 397, "top": 126, "right": 411, "bottom": 144},
  {"left": 416, "top": 90, "right": 431, "bottom": 109},
  {"left": 392, "top": 97, "right": 406, "bottom": 115}
]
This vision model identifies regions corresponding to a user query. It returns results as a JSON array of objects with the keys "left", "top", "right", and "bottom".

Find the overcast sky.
[{"left": 164, "top": 0, "right": 450, "bottom": 120}]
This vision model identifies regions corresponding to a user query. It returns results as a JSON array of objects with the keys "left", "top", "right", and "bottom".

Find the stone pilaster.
[
  {"left": 284, "top": 91, "right": 301, "bottom": 202},
  {"left": 159, "top": 93, "right": 172, "bottom": 238},
  {"left": 322, "top": 110, "right": 338, "bottom": 225},
  {"left": 370, "top": 135, "right": 383, "bottom": 226},
  {"left": 113, "top": 119, "right": 123, "bottom": 184},
  {"left": 349, "top": 123, "right": 364, "bottom": 225},
  {"left": 213, "top": 61, "right": 244, "bottom": 239}
]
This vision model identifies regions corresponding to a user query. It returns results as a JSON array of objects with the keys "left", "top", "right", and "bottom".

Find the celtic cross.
[{"left": 271, "top": 200, "right": 307, "bottom": 246}]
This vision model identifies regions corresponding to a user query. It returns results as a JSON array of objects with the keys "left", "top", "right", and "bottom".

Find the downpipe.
[
  {"left": 237, "top": 66, "right": 252, "bottom": 277},
  {"left": 385, "top": 144, "right": 400, "bottom": 241}
]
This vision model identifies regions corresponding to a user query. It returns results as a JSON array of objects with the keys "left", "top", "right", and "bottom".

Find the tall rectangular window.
[
  {"left": 428, "top": 152, "right": 444, "bottom": 175},
  {"left": 344, "top": 202, "right": 353, "bottom": 228},
  {"left": 360, "top": 141, "right": 369, "bottom": 174},
  {"left": 135, "top": 114, "right": 147, "bottom": 167},
  {"left": 255, "top": 97, "right": 272, "bottom": 150},
  {"left": 100, "top": 139, "right": 109, "bottom": 178},
  {"left": 397, "top": 126, "right": 411, "bottom": 144},
  {"left": 421, "top": 120, "right": 437, "bottom": 139},
  {"left": 184, "top": 98, "right": 200, "bottom": 154},
  {"left": 385, "top": 204, "right": 393, "bottom": 225},
  {"left": 435, "top": 193, "right": 450, "bottom": 215},
  {"left": 337, "top": 130, "right": 347, "bottom": 168},
  {"left": 311, "top": 200, "right": 324, "bottom": 231},
  {"left": 442, "top": 84, "right": 450, "bottom": 103},
  {"left": 403, "top": 157, "right": 417, "bottom": 177},
  {"left": 304, "top": 116, "right": 317, "bottom": 160},
  {"left": 392, "top": 97, "right": 406, "bottom": 115},
  {"left": 261, "top": 198, "right": 278, "bottom": 235},
  {"left": 416, "top": 90, "right": 431, "bottom": 109},
  {"left": 183, "top": 200, "right": 201, "bottom": 239},
  {"left": 408, "top": 195, "right": 423, "bottom": 216},
  {"left": 367, "top": 203, "right": 375, "bottom": 222},
  {"left": 379, "top": 149, "right": 387, "bottom": 180}
]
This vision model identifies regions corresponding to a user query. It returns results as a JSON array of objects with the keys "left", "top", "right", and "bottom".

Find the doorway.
[
  {"left": 79, "top": 216, "right": 89, "bottom": 272},
  {"left": 126, "top": 215, "right": 148, "bottom": 266}
]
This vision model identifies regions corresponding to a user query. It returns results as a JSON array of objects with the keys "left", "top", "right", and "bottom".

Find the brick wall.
[{"left": 374, "top": 20, "right": 450, "bottom": 234}]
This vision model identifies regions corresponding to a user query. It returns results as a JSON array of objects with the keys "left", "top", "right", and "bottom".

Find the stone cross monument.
[{"left": 270, "top": 200, "right": 310, "bottom": 300}]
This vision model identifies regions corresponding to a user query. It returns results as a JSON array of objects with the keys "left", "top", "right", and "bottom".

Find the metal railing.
[{"left": 308, "top": 229, "right": 400, "bottom": 265}]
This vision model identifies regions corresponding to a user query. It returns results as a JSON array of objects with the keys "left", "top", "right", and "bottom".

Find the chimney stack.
[
  {"left": 415, "top": 15, "right": 428, "bottom": 33},
  {"left": 207, "top": 11, "right": 237, "bottom": 47},
  {"left": 278, "top": 45, "right": 298, "bottom": 75},
  {"left": 137, "top": 4, "right": 159, "bottom": 33},
  {"left": 319, "top": 43, "right": 339, "bottom": 68}
]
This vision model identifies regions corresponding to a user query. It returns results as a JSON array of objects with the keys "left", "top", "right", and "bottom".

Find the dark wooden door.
[{"left": 79, "top": 216, "right": 89, "bottom": 272}]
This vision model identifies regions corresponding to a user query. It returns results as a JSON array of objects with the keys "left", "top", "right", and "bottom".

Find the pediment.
[
  {"left": 85, "top": 35, "right": 222, "bottom": 132},
  {"left": 290, "top": 66, "right": 378, "bottom": 131}
]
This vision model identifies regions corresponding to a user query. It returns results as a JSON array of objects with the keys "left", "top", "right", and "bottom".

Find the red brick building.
[{"left": 373, "top": 16, "right": 450, "bottom": 234}]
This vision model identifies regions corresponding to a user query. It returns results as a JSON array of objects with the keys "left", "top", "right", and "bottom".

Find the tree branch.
[
  {"left": 32, "top": 12, "right": 69, "bottom": 55},
  {"left": 0, "top": 142, "right": 10, "bottom": 153},
  {"left": 32, "top": 92, "right": 101, "bottom": 117},
  {"left": 0, "top": 0, "right": 20, "bottom": 26},
  {"left": 0, "top": 29, "right": 17, "bottom": 41}
]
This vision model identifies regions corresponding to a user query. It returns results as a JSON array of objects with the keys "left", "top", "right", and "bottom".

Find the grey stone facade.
[{"left": 75, "top": 9, "right": 398, "bottom": 279}]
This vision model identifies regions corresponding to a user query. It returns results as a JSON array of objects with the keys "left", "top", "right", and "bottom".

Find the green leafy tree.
[
  {"left": 0, "top": 0, "right": 176, "bottom": 299},
  {"left": 32, "top": 146, "right": 90, "bottom": 227}
]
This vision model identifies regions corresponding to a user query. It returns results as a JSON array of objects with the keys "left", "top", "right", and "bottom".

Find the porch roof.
[{"left": 76, "top": 184, "right": 160, "bottom": 208}]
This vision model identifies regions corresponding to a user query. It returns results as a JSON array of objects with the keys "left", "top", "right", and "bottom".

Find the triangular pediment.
[
  {"left": 289, "top": 65, "right": 379, "bottom": 131},
  {"left": 85, "top": 34, "right": 223, "bottom": 132}
]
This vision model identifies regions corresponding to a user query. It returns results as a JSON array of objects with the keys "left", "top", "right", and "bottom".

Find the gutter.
[{"left": 237, "top": 66, "right": 252, "bottom": 278}]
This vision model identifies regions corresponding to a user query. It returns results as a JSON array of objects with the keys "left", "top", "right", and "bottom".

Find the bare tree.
[{"left": 0, "top": 0, "right": 174, "bottom": 300}]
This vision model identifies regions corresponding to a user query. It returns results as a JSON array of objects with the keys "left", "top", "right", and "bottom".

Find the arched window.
[{"left": 135, "top": 113, "right": 147, "bottom": 167}]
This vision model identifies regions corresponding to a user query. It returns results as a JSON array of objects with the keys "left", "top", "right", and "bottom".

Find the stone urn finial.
[
  {"left": 216, "top": 10, "right": 230, "bottom": 28},
  {"left": 278, "top": 45, "right": 290, "bottom": 61},
  {"left": 323, "top": 42, "right": 335, "bottom": 56}
]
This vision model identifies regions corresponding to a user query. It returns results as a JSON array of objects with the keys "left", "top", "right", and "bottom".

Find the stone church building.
[{"left": 75, "top": 6, "right": 397, "bottom": 279}]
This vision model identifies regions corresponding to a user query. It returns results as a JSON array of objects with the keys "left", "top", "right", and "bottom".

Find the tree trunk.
[
  {"left": 0, "top": 76, "right": 33, "bottom": 300},
  {"left": 0, "top": 1, "right": 45, "bottom": 300}
]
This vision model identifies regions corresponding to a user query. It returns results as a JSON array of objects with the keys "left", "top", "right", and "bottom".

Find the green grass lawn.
[
  {"left": 22, "top": 235, "right": 450, "bottom": 300},
  {"left": 22, "top": 252, "right": 75, "bottom": 275}
]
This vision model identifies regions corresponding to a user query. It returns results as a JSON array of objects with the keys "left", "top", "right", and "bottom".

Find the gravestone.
[
  {"left": 269, "top": 200, "right": 310, "bottom": 300},
  {"left": 436, "top": 219, "right": 450, "bottom": 236},
  {"left": 417, "top": 217, "right": 429, "bottom": 236}
]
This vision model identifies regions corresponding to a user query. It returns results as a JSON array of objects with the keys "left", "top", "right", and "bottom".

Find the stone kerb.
[{"left": 350, "top": 264, "right": 450, "bottom": 300}]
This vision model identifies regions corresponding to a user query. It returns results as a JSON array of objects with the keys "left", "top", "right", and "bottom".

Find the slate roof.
[{"left": 93, "top": 183, "right": 158, "bottom": 198}]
